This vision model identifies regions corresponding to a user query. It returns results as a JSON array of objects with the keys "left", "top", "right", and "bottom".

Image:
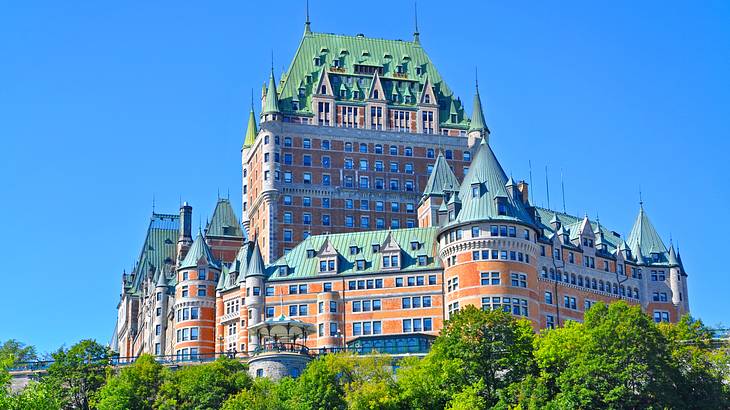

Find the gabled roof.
[
  {"left": 179, "top": 231, "right": 221, "bottom": 270},
  {"left": 535, "top": 207, "right": 625, "bottom": 254},
  {"left": 450, "top": 139, "right": 533, "bottom": 226},
  {"left": 268, "top": 227, "right": 440, "bottom": 280},
  {"left": 627, "top": 204, "right": 668, "bottom": 262},
  {"left": 206, "top": 198, "right": 243, "bottom": 238},
  {"left": 422, "top": 151, "right": 459, "bottom": 199},
  {"left": 275, "top": 31, "right": 469, "bottom": 128}
]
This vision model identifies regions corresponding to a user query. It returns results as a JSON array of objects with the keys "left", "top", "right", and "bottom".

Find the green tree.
[
  {"left": 397, "top": 306, "right": 534, "bottom": 408},
  {"left": 660, "top": 315, "right": 730, "bottom": 408},
  {"left": 154, "top": 356, "right": 251, "bottom": 410},
  {"left": 222, "top": 377, "right": 288, "bottom": 410},
  {"left": 4, "top": 381, "right": 61, "bottom": 410},
  {"left": 290, "top": 354, "right": 350, "bottom": 410},
  {"left": 94, "top": 354, "right": 166, "bottom": 410},
  {"left": 44, "top": 339, "right": 112, "bottom": 410},
  {"left": 0, "top": 339, "right": 38, "bottom": 365}
]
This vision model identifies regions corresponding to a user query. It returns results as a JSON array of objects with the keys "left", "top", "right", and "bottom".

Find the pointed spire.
[
  {"left": 246, "top": 240, "right": 265, "bottom": 277},
  {"left": 155, "top": 266, "right": 168, "bottom": 287},
  {"left": 668, "top": 243, "right": 679, "bottom": 267},
  {"left": 244, "top": 90, "right": 257, "bottom": 147},
  {"left": 413, "top": 1, "right": 420, "bottom": 44},
  {"left": 469, "top": 69, "right": 489, "bottom": 134},
  {"left": 262, "top": 61, "right": 280, "bottom": 115},
  {"left": 422, "top": 151, "right": 459, "bottom": 199},
  {"left": 304, "top": 0, "right": 311, "bottom": 35}
]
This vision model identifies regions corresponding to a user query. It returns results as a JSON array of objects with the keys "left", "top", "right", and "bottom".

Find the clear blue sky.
[{"left": 1, "top": 1, "right": 728, "bottom": 354}]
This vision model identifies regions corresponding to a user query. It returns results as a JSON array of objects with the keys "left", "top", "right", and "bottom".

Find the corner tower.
[{"left": 437, "top": 138, "right": 540, "bottom": 327}]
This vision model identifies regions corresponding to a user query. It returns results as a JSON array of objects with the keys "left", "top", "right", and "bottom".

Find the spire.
[
  {"left": 668, "top": 243, "right": 679, "bottom": 267},
  {"left": 262, "top": 63, "right": 280, "bottom": 115},
  {"left": 244, "top": 90, "right": 257, "bottom": 148},
  {"left": 469, "top": 70, "right": 489, "bottom": 134},
  {"left": 413, "top": 1, "right": 420, "bottom": 44},
  {"left": 304, "top": 0, "right": 311, "bottom": 35},
  {"left": 246, "top": 240, "right": 265, "bottom": 277}
]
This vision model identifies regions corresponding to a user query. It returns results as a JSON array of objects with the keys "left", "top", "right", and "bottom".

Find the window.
[
  {"left": 395, "top": 277, "right": 403, "bottom": 287},
  {"left": 359, "top": 143, "right": 368, "bottom": 153},
  {"left": 546, "top": 315, "right": 555, "bottom": 329},
  {"left": 322, "top": 197, "right": 330, "bottom": 208},
  {"left": 303, "top": 173, "right": 312, "bottom": 184},
  {"left": 197, "top": 286, "right": 206, "bottom": 297},
  {"left": 653, "top": 311, "right": 670, "bottom": 323},
  {"left": 427, "top": 148, "right": 435, "bottom": 158},
  {"left": 190, "top": 327, "right": 199, "bottom": 340},
  {"left": 481, "top": 271, "right": 500, "bottom": 285},
  {"left": 563, "top": 296, "right": 577, "bottom": 310},
  {"left": 266, "top": 307, "right": 275, "bottom": 318},
  {"left": 330, "top": 322, "right": 338, "bottom": 336},
  {"left": 464, "top": 151, "right": 471, "bottom": 161},
  {"left": 374, "top": 144, "right": 383, "bottom": 154},
  {"left": 511, "top": 273, "right": 527, "bottom": 288},
  {"left": 303, "top": 138, "right": 311, "bottom": 149},
  {"left": 389, "top": 146, "right": 398, "bottom": 155},
  {"left": 181, "top": 285, "right": 189, "bottom": 297},
  {"left": 545, "top": 291, "right": 553, "bottom": 304},
  {"left": 322, "top": 140, "right": 330, "bottom": 150}
]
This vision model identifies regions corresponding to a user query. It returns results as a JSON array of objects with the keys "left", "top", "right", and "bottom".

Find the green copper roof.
[
  {"left": 449, "top": 139, "right": 533, "bottom": 226},
  {"left": 627, "top": 204, "right": 668, "bottom": 262},
  {"left": 262, "top": 70, "right": 280, "bottom": 114},
  {"left": 267, "top": 227, "right": 441, "bottom": 280},
  {"left": 126, "top": 213, "right": 179, "bottom": 295},
  {"left": 243, "top": 108, "right": 257, "bottom": 148},
  {"left": 180, "top": 231, "right": 221, "bottom": 270},
  {"left": 206, "top": 198, "right": 243, "bottom": 238},
  {"left": 422, "top": 151, "right": 459, "bottom": 199},
  {"left": 468, "top": 85, "right": 488, "bottom": 133},
  {"left": 668, "top": 244, "right": 679, "bottom": 267},
  {"left": 276, "top": 31, "right": 469, "bottom": 128},
  {"left": 246, "top": 240, "right": 265, "bottom": 277}
]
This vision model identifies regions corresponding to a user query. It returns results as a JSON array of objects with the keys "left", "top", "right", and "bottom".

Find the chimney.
[
  {"left": 517, "top": 181, "right": 529, "bottom": 205},
  {"left": 178, "top": 202, "right": 193, "bottom": 260}
]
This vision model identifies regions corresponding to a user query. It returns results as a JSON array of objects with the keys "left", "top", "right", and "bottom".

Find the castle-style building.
[{"left": 113, "top": 19, "right": 690, "bottom": 377}]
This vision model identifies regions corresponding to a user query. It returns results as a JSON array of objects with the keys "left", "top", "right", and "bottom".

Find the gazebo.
[{"left": 247, "top": 315, "right": 316, "bottom": 379}]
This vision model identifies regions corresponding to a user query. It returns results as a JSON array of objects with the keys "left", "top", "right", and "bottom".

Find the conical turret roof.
[
  {"left": 246, "top": 240, "right": 265, "bottom": 277},
  {"left": 422, "top": 151, "right": 459, "bottom": 199},
  {"left": 179, "top": 231, "right": 221, "bottom": 269},
  {"left": 468, "top": 84, "right": 489, "bottom": 133},
  {"left": 450, "top": 138, "right": 532, "bottom": 226},
  {"left": 243, "top": 108, "right": 257, "bottom": 148},
  {"left": 668, "top": 244, "right": 679, "bottom": 267},
  {"left": 627, "top": 204, "right": 667, "bottom": 262},
  {"left": 262, "top": 70, "right": 280, "bottom": 114}
]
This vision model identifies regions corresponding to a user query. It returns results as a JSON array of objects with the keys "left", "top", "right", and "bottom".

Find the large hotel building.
[{"left": 113, "top": 18, "right": 690, "bottom": 377}]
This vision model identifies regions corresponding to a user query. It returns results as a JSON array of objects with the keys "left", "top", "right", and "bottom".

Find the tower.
[
  {"left": 173, "top": 231, "right": 221, "bottom": 359},
  {"left": 152, "top": 266, "right": 169, "bottom": 355},
  {"left": 244, "top": 239, "right": 266, "bottom": 354},
  {"left": 177, "top": 202, "right": 193, "bottom": 262},
  {"left": 467, "top": 78, "right": 490, "bottom": 147}
]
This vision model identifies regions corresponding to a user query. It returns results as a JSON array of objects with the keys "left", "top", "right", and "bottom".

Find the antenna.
[
  {"left": 270, "top": 50, "right": 274, "bottom": 73},
  {"left": 545, "top": 165, "right": 551, "bottom": 210},
  {"left": 639, "top": 187, "right": 643, "bottom": 208},
  {"left": 528, "top": 160, "right": 534, "bottom": 204},
  {"left": 561, "top": 169, "right": 566, "bottom": 213},
  {"left": 152, "top": 194, "right": 156, "bottom": 213}
]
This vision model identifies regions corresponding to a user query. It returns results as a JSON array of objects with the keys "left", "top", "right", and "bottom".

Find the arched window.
[
  {"left": 563, "top": 272, "right": 569, "bottom": 283},
  {"left": 541, "top": 267, "right": 548, "bottom": 278},
  {"left": 613, "top": 284, "right": 618, "bottom": 295},
  {"left": 570, "top": 274, "right": 576, "bottom": 285},
  {"left": 599, "top": 280, "right": 605, "bottom": 291},
  {"left": 345, "top": 142, "right": 353, "bottom": 152},
  {"left": 374, "top": 90, "right": 379, "bottom": 99},
  {"left": 424, "top": 94, "right": 430, "bottom": 104},
  {"left": 620, "top": 285, "right": 626, "bottom": 296},
  {"left": 634, "top": 288, "right": 640, "bottom": 299},
  {"left": 375, "top": 144, "right": 383, "bottom": 154},
  {"left": 577, "top": 276, "right": 584, "bottom": 287},
  {"left": 626, "top": 287, "right": 632, "bottom": 298},
  {"left": 592, "top": 279, "right": 597, "bottom": 289},
  {"left": 321, "top": 85, "right": 327, "bottom": 94},
  {"left": 549, "top": 268, "right": 555, "bottom": 280}
]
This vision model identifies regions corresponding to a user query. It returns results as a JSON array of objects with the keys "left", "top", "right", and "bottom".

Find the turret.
[
  {"left": 152, "top": 266, "right": 169, "bottom": 355},
  {"left": 245, "top": 239, "right": 266, "bottom": 353},
  {"left": 467, "top": 77, "right": 490, "bottom": 147},
  {"left": 261, "top": 69, "right": 281, "bottom": 122}
]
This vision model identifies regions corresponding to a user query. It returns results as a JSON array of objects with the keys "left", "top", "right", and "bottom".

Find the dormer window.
[
  {"left": 410, "top": 241, "right": 419, "bottom": 250},
  {"left": 356, "top": 259, "right": 365, "bottom": 270},
  {"left": 353, "top": 90, "right": 359, "bottom": 99},
  {"left": 349, "top": 246, "right": 359, "bottom": 255},
  {"left": 373, "top": 90, "right": 379, "bottom": 99},
  {"left": 292, "top": 101, "right": 299, "bottom": 110},
  {"left": 332, "top": 59, "right": 341, "bottom": 68},
  {"left": 471, "top": 184, "right": 480, "bottom": 198},
  {"left": 372, "top": 244, "right": 380, "bottom": 253},
  {"left": 339, "top": 89, "right": 346, "bottom": 98},
  {"left": 306, "top": 249, "right": 316, "bottom": 258},
  {"left": 496, "top": 198, "right": 508, "bottom": 216},
  {"left": 321, "top": 85, "right": 327, "bottom": 94},
  {"left": 652, "top": 253, "right": 660, "bottom": 263},
  {"left": 424, "top": 94, "right": 431, "bottom": 104},
  {"left": 450, "top": 114, "right": 457, "bottom": 123},
  {"left": 415, "top": 66, "right": 422, "bottom": 75},
  {"left": 417, "top": 255, "right": 427, "bottom": 266},
  {"left": 313, "top": 57, "right": 320, "bottom": 66},
  {"left": 319, "top": 259, "right": 336, "bottom": 273},
  {"left": 278, "top": 266, "right": 288, "bottom": 276},
  {"left": 382, "top": 254, "right": 399, "bottom": 269}
]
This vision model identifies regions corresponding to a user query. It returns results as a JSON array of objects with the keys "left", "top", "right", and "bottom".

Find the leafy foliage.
[
  {"left": 44, "top": 339, "right": 112, "bottom": 410},
  {"left": 154, "top": 356, "right": 251, "bottom": 410},
  {"left": 94, "top": 354, "right": 166, "bottom": 410}
]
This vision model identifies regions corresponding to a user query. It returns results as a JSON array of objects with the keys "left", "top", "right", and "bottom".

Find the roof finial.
[
  {"left": 304, "top": 0, "right": 311, "bottom": 35},
  {"left": 639, "top": 187, "right": 643, "bottom": 209},
  {"left": 270, "top": 50, "right": 274, "bottom": 74},
  {"left": 413, "top": 1, "right": 420, "bottom": 43},
  {"left": 475, "top": 66, "right": 479, "bottom": 91},
  {"left": 152, "top": 194, "right": 155, "bottom": 213},
  {"left": 250, "top": 88, "right": 254, "bottom": 111}
]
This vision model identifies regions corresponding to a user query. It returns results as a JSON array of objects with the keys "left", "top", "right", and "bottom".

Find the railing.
[{"left": 252, "top": 342, "right": 310, "bottom": 356}]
